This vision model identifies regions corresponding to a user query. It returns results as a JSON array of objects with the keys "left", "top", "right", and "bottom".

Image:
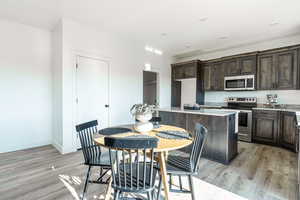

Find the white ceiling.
[{"left": 0, "top": 0, "right": 300, "bottom": 55}]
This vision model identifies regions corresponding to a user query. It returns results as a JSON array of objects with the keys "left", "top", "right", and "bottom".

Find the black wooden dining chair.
[
  {"left": 157, "top": 123, "right": 208, "bottom": 200},
  {"left": 104, "top": 136, "right": 159, "bottom": 200},
  {"left": 75, "top": 120, "right": 112, "bottom": 200}
]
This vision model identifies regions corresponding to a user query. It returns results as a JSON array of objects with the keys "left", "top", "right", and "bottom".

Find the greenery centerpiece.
[{"left": 130, "top": 104, "right": 155, "bottom": 133}]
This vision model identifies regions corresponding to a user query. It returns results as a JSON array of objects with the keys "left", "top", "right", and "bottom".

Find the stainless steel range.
[{"left": 222, "top": 97, "right": 257, "bottom": 142}]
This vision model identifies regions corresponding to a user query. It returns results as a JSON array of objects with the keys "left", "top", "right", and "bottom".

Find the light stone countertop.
[
  {"left": 157, "top": 107, "right": 237, "bottom": 117},
  {"left": 253, "top": 104, "right": 300, "bottom": 112},
  {"left": 252, "top": 107, "right": 300, "bottom": 112},
  {"left": 252, "top": 105, "right": 300, "bottom": 127}
]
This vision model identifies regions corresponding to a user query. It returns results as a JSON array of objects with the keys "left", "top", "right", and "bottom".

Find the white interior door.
[{"left": 76, "top": 56, "right": 109, "bottom": 148}]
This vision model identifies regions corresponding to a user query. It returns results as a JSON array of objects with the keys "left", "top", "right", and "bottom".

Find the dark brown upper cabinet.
[
  {"left": 172, "top": 65, "right": 184, "bottom": 80},
  {"left": 225, "top": 56, "right": 257, "bottom": 77},
  {"left": 240, "top": 56, "right": 257, "bottom": 75},
  {"left": 212, "top": 62, "right": 225, "bottom": 91},
  {"left": 172, "top": 60, "right": 198, "bottom": 80},
  {"left": 257, "top": 49, "right": 298, "bottom": 90},
  {"left": 225, "top": 59, "right": 240, "bottom": 76},
  {"left": 257, "top": 53, "right": 276, "bottom": 90},
  {"left": 178, "top": 44, "right": 300, "bottom": 94},
  {"left": 184, "top": 63, "right": 197, "bottom": 78},
  {"left": 203, "top": 63, "right": 212, "bottom": 91},
  {"left": 171, "top": 60, "right": 203, "bottom": 106},
  {"left": 202, "top": 62, "right": 225, "bottom": 91},
  {"left": 276, "top": 50, "right": 298, "bottom": 89}
]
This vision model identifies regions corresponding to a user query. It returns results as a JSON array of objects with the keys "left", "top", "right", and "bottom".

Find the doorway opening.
[{"left": 143, "top": 71, "right": 159, "bottom": 105}]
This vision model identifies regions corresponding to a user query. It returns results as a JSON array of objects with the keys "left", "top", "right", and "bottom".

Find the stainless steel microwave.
[{"left": 224, "top": 75, "right": 255, "bottom": 91}]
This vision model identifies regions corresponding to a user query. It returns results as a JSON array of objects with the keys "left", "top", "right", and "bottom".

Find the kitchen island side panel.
[
  {"left": 159, "top": 110, "right": 237, "bottom": 164},
  {"left": 186, "top": 113, "right": 237, "bottom": 164}
]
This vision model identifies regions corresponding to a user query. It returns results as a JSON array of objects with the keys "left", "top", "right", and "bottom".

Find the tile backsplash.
[
  {"left": 180, "top": 78, "right": 300, "bottom": 105},
  {"left": 205, "top": 90, "right": 300, "bottom": 105}
]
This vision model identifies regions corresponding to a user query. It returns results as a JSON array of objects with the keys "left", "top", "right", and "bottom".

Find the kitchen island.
[{"left": 157, "top": 107, "right": 238, "bottom": 164}]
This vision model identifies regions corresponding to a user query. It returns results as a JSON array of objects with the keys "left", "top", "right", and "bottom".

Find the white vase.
[
  {"left": 136, "top": 112, "right": 152, "bottom": 123},
  {"left": 134, "top": 122, "right": 153, "bottom": 134},
  {"left": 134, "top": 112, "right": 153, "bottom": 133}
]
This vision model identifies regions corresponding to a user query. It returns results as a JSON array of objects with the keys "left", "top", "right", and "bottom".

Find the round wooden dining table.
[{"left": 94, "top": 125, "right": 193, "bottom": 200}]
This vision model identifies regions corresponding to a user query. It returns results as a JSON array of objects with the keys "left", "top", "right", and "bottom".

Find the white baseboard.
[
  {"left": 0, "top": 141, "right": 51, "bottom": 154},
  {"left": 52, "top": 140, "right": 77, "bottom": 154},
  {"left": 52, "top": 140, "right": 63, "bottom": 154}
]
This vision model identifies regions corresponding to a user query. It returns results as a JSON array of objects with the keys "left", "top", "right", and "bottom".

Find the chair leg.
[
  {"left": 113, "top": 189, "right": 119, "bottom": 200},
  {"left": 151, "top": 189, "right": 156, "bottom": 200},
  {"left": 157, "top": 175, "right": 162, "bottom": 200},
  {"left": 147, "top": 191, "right": 153, "bottom": 200},
  {"left": 99, "top": 167, "right": 103, "bottom": 180},
  {"left": 113, "top": 190, "right": 117, "bottom": 200},
  {"left": 115, "top": 190, "right": 120, "bottom": 200},
  {"left": 179, "top": 175, "right": 183, "bottom": 191},
  {"left": 169, "top": 174, "right": 172, "bottom": 190},
  {"left": 188, "top": 175, "right": 195, "bottom": 200},
  {"left": 82, "top": 165, "right": 92, "bottom": 200}
]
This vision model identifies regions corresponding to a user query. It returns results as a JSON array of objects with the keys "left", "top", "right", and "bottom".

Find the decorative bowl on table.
[{"left": 130, "top": 104, "right": 156, "bottom": 134}]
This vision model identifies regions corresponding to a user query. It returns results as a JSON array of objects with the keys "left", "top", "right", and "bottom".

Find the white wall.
[
  {"left": 0, "top": 19, "right": 52, "bottom": 153},
  {"left": 52, "top": 19, "right": 172, "bottom": 153},
  {"left": 175, "top": 34, "right": 300, "bottom": 104}
]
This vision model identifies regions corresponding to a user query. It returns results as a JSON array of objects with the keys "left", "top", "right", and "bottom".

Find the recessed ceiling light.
[
  {"left": 145, "top": 46, "right": 154, "bottom": 52},
  {"left": 145, "top": 45, "right": 163, "bottom": 55},
  {"left": 154, "top": 49, "right": 163, "bottom": 55},
  {"left": 161, "top": 33, "right": 167, "bottom": 37},
  {"left": 269, "top": 22, "right": 279, "bottom": 26},
  {"left": 219, "top": 36, "right": 228, "bottom": 40},
  {"left": 185, "top": 45, "right": 191, "bottom": 49},
  {"left": 198, "top": 17, "right": 208, "bottom": 22}
]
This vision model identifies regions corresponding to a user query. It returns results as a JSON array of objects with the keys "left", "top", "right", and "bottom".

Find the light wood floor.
[{"left": 0, "top": 142, "right": 298, "bottom": 200}]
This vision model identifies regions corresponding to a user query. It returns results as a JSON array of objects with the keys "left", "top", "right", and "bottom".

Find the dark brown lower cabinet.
[
  {"left": 252, "top": 110, "right": 279, "bottom": 145},
  {"left": 252, "top": 110, "right": 298, "bottom": 152},
  {"left": 280, "top": 111, "right": 298, "bottom": 151}
]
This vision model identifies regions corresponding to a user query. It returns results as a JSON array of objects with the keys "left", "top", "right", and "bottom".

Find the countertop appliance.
[
  {"left": 183, "top": 104, "right": 201, "bottom": 110},
  {"left": 266, "top": 94, "right": 278, "bottom": 106},
  {"left": 224, "top": 75, "right": 255, "bottom": 91},
  {"left": 222, "top": 97, "right": 257, "bottom": 142}
]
